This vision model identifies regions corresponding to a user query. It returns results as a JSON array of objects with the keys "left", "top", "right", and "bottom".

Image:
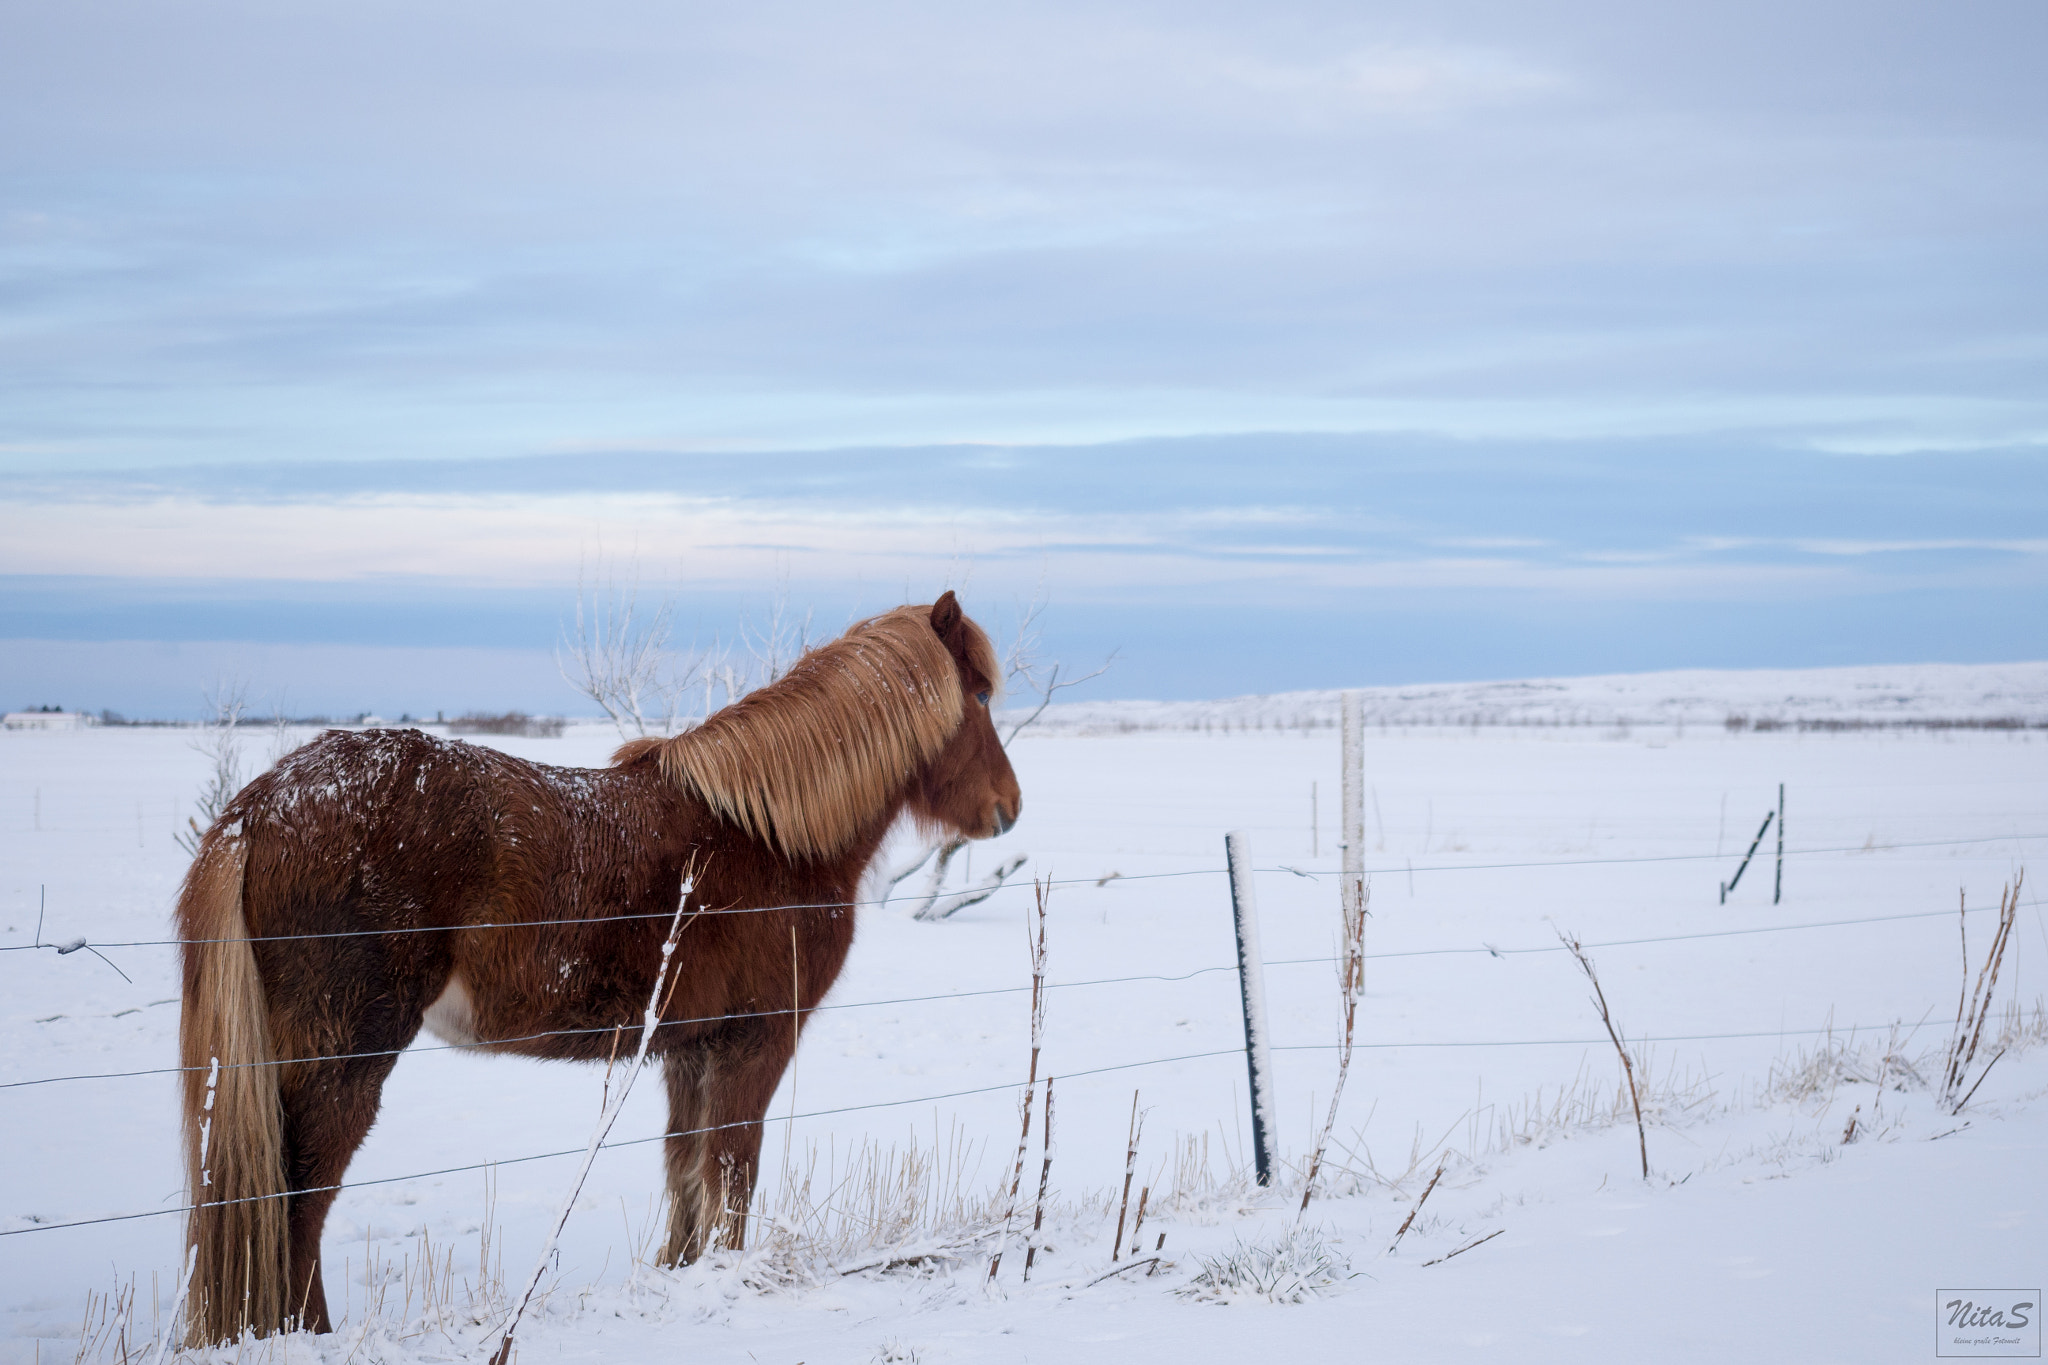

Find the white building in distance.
[{"left": 3, "top": 710, "right": 97, "bottom": 731}]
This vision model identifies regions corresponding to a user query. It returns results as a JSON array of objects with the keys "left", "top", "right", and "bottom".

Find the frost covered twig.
[
  {"left": 1300, "top": 878, "right": 1368, "bottom": 1217},
  {"left": 1022, "top": 1077, "right": 1054, "bottom": 1282},
  {"left": 988, "top": 882, "right": 1049, "bottom": 1282}
]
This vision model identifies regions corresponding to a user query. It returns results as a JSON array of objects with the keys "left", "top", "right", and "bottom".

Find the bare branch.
[
  {"left": 556, "top": 554, "right": 706, "bottom": 739},
  {"left": 993, "top": 589, "right": 1115, "bottom": 747},
  {"left": 913, "top": 850, "right": 1028, "bottom": 922}
]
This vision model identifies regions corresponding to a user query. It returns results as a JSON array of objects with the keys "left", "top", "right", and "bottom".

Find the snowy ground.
[
  {"left": 3, "top": 683, "right": 2045, "bottom": 1363},
  {"left": 1024, "top": 660, "right": 2048, "bottom": 732}
]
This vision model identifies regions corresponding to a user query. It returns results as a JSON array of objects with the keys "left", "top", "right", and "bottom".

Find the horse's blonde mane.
[{"left": 646, "top": 604, "right": 998, "bottom": 861}]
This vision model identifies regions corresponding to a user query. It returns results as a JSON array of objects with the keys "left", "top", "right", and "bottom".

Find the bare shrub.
[
  {"left": 559, "top": 556, "right": 717, "bottom": 739},
  {"left": 175, "top": 682, "right": 247, "bottom": 856}
]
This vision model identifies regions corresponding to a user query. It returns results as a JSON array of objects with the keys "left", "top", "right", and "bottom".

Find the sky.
[{"left": 2, "top": 1, "right": 2044, "bottom": 716}]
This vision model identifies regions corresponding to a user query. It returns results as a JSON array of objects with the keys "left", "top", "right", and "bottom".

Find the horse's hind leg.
[
  {"left": 265, "top": 951, "right": 436, "bottom": 1331},
  {"left": 273, "top": 1050, "right": 404, "bottom": 1329}
]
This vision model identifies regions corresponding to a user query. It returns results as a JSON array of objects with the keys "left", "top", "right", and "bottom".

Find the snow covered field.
[
  {"left": 3, "top": 680, "right": 2045, "bottom": 1363},
  {"left": 1025, "top": 660, "right": 2048, "bottom": 733}
]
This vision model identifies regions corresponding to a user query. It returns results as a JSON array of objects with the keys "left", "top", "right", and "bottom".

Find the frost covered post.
[
  {"left": 1225, "top": 831, "right": 1276, "bottom": 1186},
  {"left": 1340, "top": 691, "right": 1365, "bottom": 995},
  {"left": 1773, "top": 782, "right": 1785, "bottom": 904}
]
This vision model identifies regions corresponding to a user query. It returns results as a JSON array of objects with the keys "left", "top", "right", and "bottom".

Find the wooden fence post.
[{"left": 1341, "top": 691, "right": 1365, "bottom": 994}]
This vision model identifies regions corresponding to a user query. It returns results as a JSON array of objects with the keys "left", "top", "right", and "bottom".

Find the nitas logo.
[
  {"left": 1947, "top": 1297, "right": 2034, "bottom": 1332},
  {"left": 1938, "top": 1290, "right": 2041, "bottom": 1359}
]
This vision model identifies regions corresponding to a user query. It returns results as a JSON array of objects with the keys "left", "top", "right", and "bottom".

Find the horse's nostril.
[{"left": 992, "top": 804, "right": 1017, "bottom": 836}]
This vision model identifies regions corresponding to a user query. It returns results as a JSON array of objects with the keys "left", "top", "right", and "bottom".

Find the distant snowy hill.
[{"left": 1006, "top": 661, "right": 2048, "bottom": 734}]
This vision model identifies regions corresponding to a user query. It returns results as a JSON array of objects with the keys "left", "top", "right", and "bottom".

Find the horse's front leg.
[
  {"left": 659, "top": 1049, "right": 714, "bottom": 1265},
  {"left": 660, "top": 1026, "right": 792, "bottom": 1262}
]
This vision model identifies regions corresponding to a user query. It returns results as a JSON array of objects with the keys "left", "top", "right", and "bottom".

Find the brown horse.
[{"left": 176, "top": 593, "right": 1019, "bottom": 1345}]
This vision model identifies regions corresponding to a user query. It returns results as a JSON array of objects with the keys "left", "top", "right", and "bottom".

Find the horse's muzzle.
[{"left": 991, "top": 802, "right": 1017, "bottom": 837}]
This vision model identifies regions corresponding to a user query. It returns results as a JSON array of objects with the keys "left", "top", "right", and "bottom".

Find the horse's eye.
[{"left": 976, "top": 690, "right": 991, "bottom": 706}]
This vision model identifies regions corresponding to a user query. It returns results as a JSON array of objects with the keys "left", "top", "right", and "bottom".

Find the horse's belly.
[{"left": 422, "top": 971, "right": 480, "bottom": 1045}]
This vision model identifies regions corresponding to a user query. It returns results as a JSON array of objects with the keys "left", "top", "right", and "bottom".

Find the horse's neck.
[{"left": 827, "top": 797, "right": 914, "bottom": 899}]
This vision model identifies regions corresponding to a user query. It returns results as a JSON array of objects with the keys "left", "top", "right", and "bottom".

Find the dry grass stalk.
[
  {"left": 1111, "top": 1091, "right": 1145, "bottom": 1262},
  {"left": 1386, "top": 1160, "right": 1445, "bottom": 1254},
  {"left": 754, "top": 1124, "right": 1002, "bottom": 1274},
  {"left": 1558, "top": 930, "right": 1648, "bottom": 1179},
  {"left": 1300, "top": 880, "right": 1369, "bottom": 1216},
  {"left": 1127, "top": 1186, "right": 1150, "bottom": 1259},
  {"left": 988, "top": 882, "right": 1049, "bottom": 1281},
  {"left": 1943, "top": 873, "right": 2022, "bottom": 1112},
  {"left": 73, "top": 1278, "right": 137, "bottom": 1365},
  {"left": 1423, "top": 1228, "right": 1502, "bottom": 1267},
  {"left": 1022, "top": 1077, "right": 1055, "bottom": 1281}
]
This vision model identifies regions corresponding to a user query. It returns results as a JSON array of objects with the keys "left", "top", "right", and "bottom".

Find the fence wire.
[
  {"left": 4, "top": 895, "right": 2033, "bottom": 1095},
  {"left": 0, "top": 1013, "right": 1963, "bottom": 1241},
  {"left": 3, "top": 831, "right": 2041, "bottom": 956},
  {"left": 1, "top": 825, "right": 2035, "bottom": 1249}
]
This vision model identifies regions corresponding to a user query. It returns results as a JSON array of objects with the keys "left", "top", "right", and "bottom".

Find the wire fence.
[
  {"left": 1, "top": 827, "right": 2037, "bottom": 1249},
  {"left": 5, "top": 831, "right": 2042, "bottom": 955},
  {"left": 3, "top": 893, "right": 2037, "bottom": 1095},
  {"left": 0, "top": 1013, "right": 1969, "bottom": 1241}
]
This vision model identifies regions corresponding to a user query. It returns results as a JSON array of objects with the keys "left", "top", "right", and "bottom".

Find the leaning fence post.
[
  {"left": 1720, "top": 807, "right": 1773, "bottom": 903},
  {"left": 1225, "top": 831, "right": 1277, "bottom": 1187}
]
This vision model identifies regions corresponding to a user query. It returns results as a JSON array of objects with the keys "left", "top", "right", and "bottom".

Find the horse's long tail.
[{"left": 177, "top": 826, "right": 290, "bottom": 1345}]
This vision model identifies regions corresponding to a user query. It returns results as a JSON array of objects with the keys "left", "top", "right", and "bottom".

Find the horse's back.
[
  {"left": 227, "top": 729, "right": 509, "bottom": 938},
  {"left": 227, "top": 727, "right": 683, "bottom": 937}
]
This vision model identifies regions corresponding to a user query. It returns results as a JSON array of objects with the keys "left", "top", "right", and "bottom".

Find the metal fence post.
[
  {"left": 1225, "top": 830, "right": 1276, "bottom": 1187},
  {"left": 1773, "top": 782, "right": 1785, "bottom": 904}
]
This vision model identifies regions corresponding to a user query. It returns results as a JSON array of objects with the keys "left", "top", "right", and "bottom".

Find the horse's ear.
[{"left": 929, "top": 591, "right": 962, "bottom": 640}]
